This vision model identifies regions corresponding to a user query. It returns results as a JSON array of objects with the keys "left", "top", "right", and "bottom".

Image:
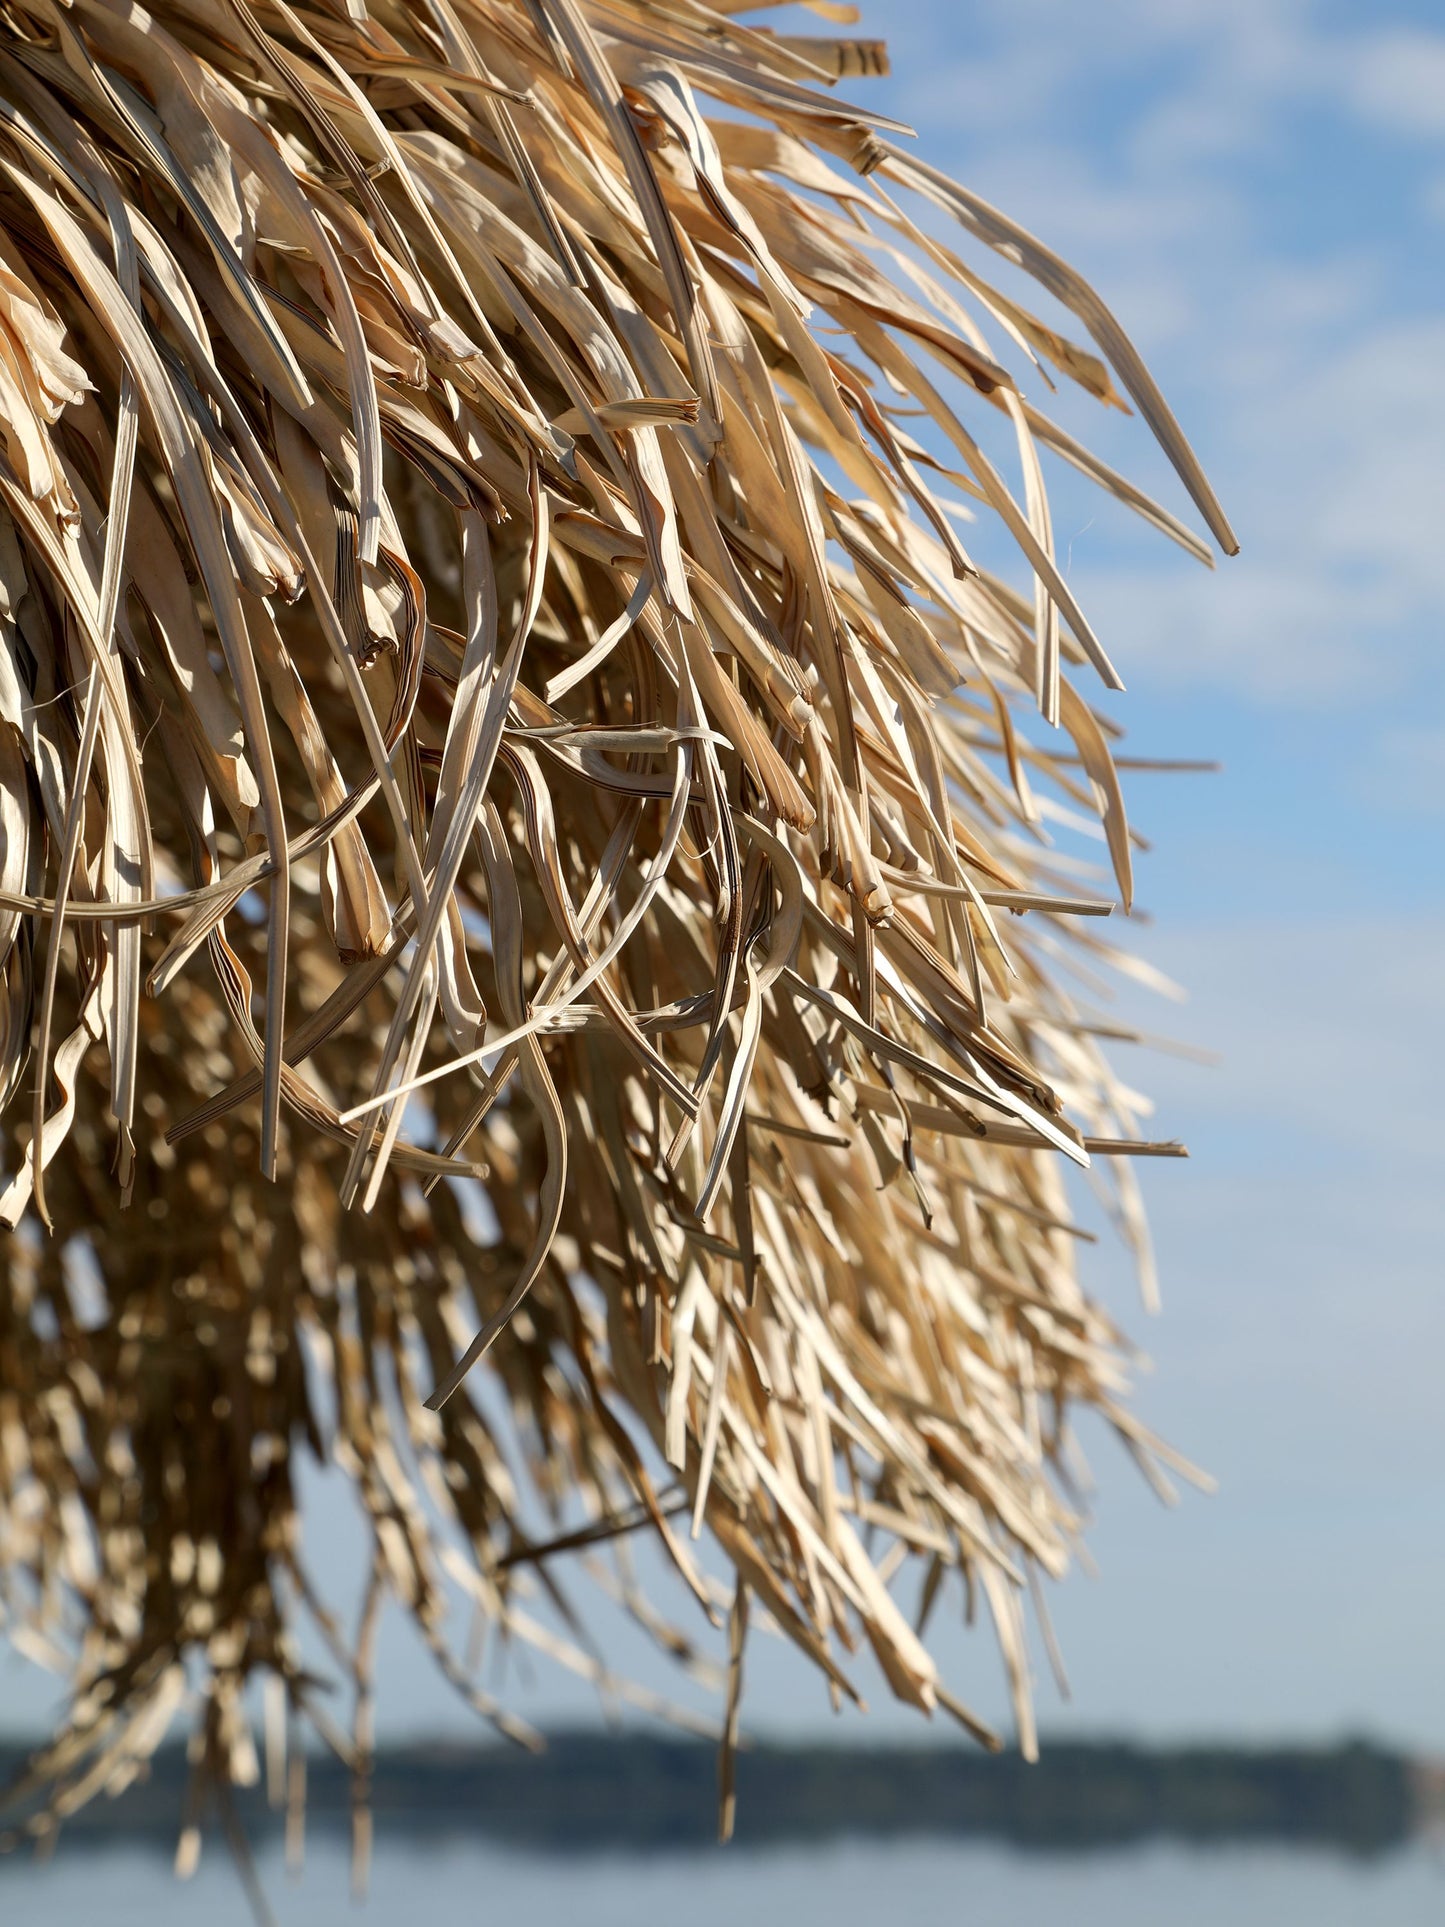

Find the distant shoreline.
[{"left": 3, "top": 1734, "right": 1437, "bottom": 1862}]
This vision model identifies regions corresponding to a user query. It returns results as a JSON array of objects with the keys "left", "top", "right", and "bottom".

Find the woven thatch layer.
[{"left": 0, "top": 0, "right": 1229, "bottom": 1861}]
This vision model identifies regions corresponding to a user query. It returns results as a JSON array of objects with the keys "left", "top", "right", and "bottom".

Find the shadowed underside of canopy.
[{"left": 0, "top": 0, "right": 1231, "bottom": 1871}]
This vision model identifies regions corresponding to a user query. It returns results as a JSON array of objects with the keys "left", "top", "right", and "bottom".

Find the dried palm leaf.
[{"left": 0, "top": 0, "right": 1231, "bottom": 1871}]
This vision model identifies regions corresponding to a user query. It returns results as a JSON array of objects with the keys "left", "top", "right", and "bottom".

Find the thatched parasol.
[{"left": 0, "top": 0, "right": 1233, "bottom": 1874}]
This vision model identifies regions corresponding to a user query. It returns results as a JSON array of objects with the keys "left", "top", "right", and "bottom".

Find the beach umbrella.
[{"left": 0, "top": 0, "right": 1233, "bottom": 1864}]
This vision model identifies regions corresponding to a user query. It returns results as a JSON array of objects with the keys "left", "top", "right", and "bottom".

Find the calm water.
[{"left": 0, "top": 1839, "right": 1440, "bottom": 1926}]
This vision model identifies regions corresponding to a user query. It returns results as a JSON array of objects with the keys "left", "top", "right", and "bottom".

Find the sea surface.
[{"left": 0, "top": 1837, "right": 1440, "bottom": 1925}]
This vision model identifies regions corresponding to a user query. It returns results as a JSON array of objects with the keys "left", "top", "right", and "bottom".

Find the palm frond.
[{"left": 0, "top": 0, "right": 1227, "bottom": 1861}]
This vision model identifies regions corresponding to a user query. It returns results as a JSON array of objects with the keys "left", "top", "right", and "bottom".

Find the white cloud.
[
  {"left": 875, "top": 0, "right": 1445, "bottom": 732},
  {"left": 1132, "top": 913, "right": 1445, "bottom": 1163},
  {"left": 1079, "top": 560, "right": 1409, "bottom": 705},
  {"left": 1103, "top": 313, "right": 1445, "bottom": 696},
  {"left": 1345, "top": 29, "right": 1445, "bottom": 138}
]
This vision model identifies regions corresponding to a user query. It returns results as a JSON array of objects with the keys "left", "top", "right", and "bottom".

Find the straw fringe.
[{"left": 0, "top": 0, "right": 1226, "bottom": 1855}]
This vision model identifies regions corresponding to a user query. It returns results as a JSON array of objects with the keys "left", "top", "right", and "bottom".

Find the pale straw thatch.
[{"left": 0, "top": 0, "right": 1233, "bottom": 1872}]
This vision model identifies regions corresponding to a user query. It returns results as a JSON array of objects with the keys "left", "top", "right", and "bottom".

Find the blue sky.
[
  {"left": 3, "top": 0, "right": 1440, "bottom": 1751},
  {"left": 850, "top": 0, "right": 1445, "bottom": 1746}
]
